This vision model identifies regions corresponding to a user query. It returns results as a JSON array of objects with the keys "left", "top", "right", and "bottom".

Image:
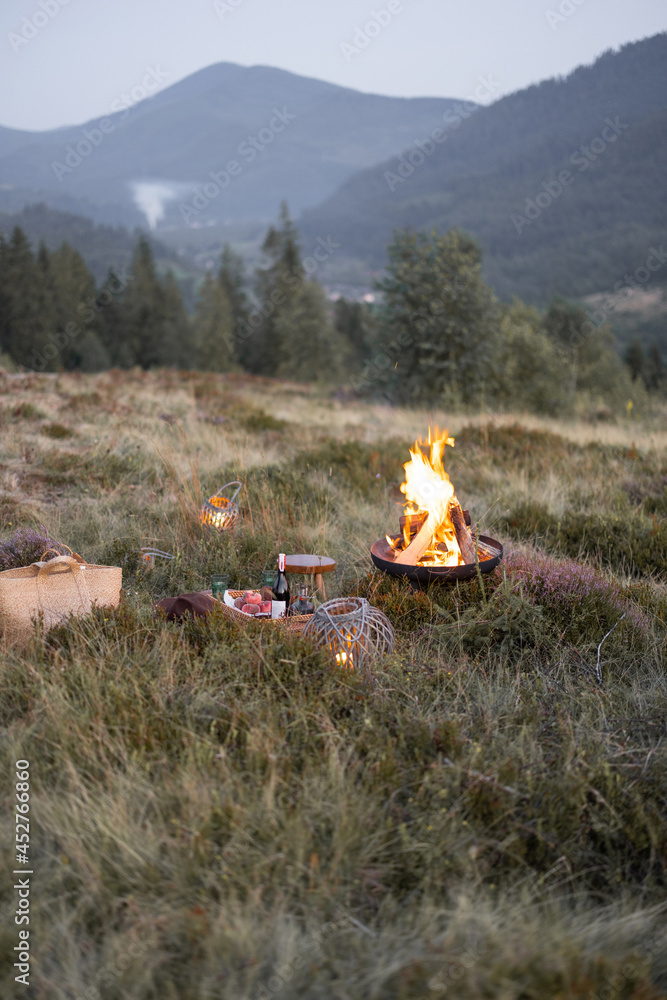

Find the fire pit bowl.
[{"left": 370, "top": 534, "right": 503, "bottom": 585}]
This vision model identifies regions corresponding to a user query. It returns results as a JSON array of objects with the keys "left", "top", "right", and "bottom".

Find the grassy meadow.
[{"left": 1, "top": 367, "right": 666, "bottom": 999}]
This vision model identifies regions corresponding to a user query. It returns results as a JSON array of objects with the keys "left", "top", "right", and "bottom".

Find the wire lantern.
[
  {"left": 200, "top": 481, "right": 241, "bottom": 532},
  {"left": 303, "top": 597, "right": 395, "bottom": 671}
]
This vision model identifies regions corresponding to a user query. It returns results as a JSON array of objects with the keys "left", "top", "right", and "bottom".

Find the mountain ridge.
[
  {"left": 298, "top": 33, "right": 667, "bottom": 311},
  {"left": 0, "top": 63, "right": 466, "bottom": 229}
]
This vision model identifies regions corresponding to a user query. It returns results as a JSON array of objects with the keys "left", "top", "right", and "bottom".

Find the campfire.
[{"left": 371, "top": 428, "right": 503, "bottom": 582}]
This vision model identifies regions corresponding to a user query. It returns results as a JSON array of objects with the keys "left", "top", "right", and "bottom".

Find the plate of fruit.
[{"left": 224, "top": 589, "right": 273, "bottom": 617}]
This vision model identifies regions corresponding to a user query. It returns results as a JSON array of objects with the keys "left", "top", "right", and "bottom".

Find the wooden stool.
[{"left": 284, "top": 554, "right": 336, "bottom": 600}]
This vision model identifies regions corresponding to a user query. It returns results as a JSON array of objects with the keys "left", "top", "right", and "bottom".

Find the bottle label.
[
  {"left": 271, "top": 601, "right": 286, "bottom": 619},
  {"left": 278, "top": 553, "right": 286, "bottom": 572}
]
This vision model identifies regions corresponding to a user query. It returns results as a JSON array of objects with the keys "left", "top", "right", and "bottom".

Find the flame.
[
  {"left": 389, "top": 427, "right": 464, "bottom": 567},
  {"left": 334, "top": 638, "right": 355, "bottom": 669}
]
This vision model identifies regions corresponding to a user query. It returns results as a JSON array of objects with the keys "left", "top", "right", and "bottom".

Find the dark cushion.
[{"left": 155, "top": 591, "right": 218, "bottom": 622}]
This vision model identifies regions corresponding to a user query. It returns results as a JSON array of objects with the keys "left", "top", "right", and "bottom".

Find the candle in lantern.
[
  {"left": 304, "top": 599, "right": 395, "bottom": 672},
  {"left": 200, "top": 482, "right": 241, "bottom": 532}
]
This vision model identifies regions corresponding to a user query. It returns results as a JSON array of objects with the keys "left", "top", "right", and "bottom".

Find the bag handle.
[
  {"left": 37, "top": 555, "right": 85, "bottom": 577},
  {"left": 35, "top": 555, "right": 92, "bottom": 620},
  {"left": 41, "top": 545, "right": 87, "bottom": 565},
  {"left": 211, "top": 481, "right": 241, "bottom": 505}
]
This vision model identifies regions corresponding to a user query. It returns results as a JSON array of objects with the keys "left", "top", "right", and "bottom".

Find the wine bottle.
[
  {"left": 272, "top": 553, "right": 290, "bottom": 617},
  {"left": 290, "top": 583, "right": 314, "bottom": 616}
]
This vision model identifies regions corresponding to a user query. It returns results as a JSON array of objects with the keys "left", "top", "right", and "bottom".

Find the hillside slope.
[
  {"left": 0, "top": 63, "right": 463, "bottom": 228},
  {"left": 300, "top": 34, "right": 667, "bottom": 306}
]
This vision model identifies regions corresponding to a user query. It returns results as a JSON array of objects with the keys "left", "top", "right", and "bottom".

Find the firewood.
[
  {"left": 399, "top": 511, "right": 427, "bottom": 538},
  {"left": 449, "top": 499, "right": 477, "bottom": 564},
  {"left": 393, "top": 512, "right": 439, "bottom": 564},
  {"left": 477, "top": 540, "right": 501, "bottom": 559}
]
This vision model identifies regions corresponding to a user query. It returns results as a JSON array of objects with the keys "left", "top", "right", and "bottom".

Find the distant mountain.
[
  {"left": 0, "top": 64, "right": 464, "bottom": 229},
  {"left": 300, "top": 34, "right": 667, "bottom": 313}
]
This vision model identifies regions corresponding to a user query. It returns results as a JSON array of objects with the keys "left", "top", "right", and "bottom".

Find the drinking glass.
[{"left": 210, "top": 574, "right": 230, "bottom": 599}]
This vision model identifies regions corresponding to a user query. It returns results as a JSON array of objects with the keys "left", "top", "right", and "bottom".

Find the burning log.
[
  {"left": 449, "top": 499, "right": 477, "bottom": 564},
  {"left": 477, "top": 539, "right": 501, "bottom": 559},
  {"left": 399, "top": 509, "right": 470, "bottom": 539},
  {"left": 393, "top": 512, "right": 441, "bottom": 565},
  {"left": 399, "top": 511, "right": 427, "bottom": 538}
]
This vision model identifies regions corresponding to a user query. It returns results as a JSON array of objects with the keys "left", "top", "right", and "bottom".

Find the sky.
[{"left": 1, "top": 0, "right": 666, "bottom": 132}]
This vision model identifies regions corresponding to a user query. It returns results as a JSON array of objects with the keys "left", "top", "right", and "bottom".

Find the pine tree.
[
  {"left": 624, "top": 338, "right": 646, "bottom": 382},
  {"left": 48, "top": 241, "right": 109, "bottom": 370},
  {"left": 377, "top": 228, "right": 498, "bottom": 404},
  {"left": 251, "top": 202, "right": 303, "bottom": 375},
  {"left": 118, "top": 238, "right": 164, "bottom": 368},
  {"left": 274, "top": 280, "right": 342, "bottom": 383},
  {"left": 645, "top": 343, "right": 663, "bottom": 391},
  {"left": 0, "top": 228, "right": 56, "bottom": 370},
  {"left": 0, "top": 235, "right": 11, "bottom": 360},
  {"left": 162, "top": 271, "right": 191, "bottom": 368},
  {"left": 96, "top": 269, "right": 132, "bottom": 367},
  {"left": 333, "top": 298, "right": 381, "bottom": 367},
  {"left": 192, "top": 273, "right": 238, "bottom": 372},
  {"left": 116, "top": 238, "right": 191, "bottom": 368},
  {"left": 218, "top": 246, "right": 249, "bottom": 331}
]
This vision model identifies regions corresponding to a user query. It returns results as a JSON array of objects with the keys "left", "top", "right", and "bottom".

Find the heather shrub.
[
  {"left": 0, "top": 493, "right": 33, "bottom": 530},
  {"left": 0, "top": 525, "right": 67, "bottom": 570},
  {"left": 499, "top": 499, "right": 558, "bottom": 539},
  {"left": 558, "top": 508, "right": 667, "bottom": 577},
  {"left": 434, "top": 574, "right": 546, "bottom": 658},
  {"left": 351, "top": 568, "right": 506, "bottom": 633},
  {"left": 352, "top": 570, "right": 438, "bottom": 629},
  {"left": 39, "top": 448, "right": 154, "bottom": 490},
  {"left": 234, "top": 405, "right": 287, "bottom": 432},
  {"left": 644, "top": 491, "right": 667, "bottom": 516},
  {"left": 293, "top": 438, "right": 406, "bottom": 498},
  {"left": 41, "top": 422, "right": 75, "bottom": 439},
  {"left": 499, "top": 502, "right": 667, "bottom": 579},
  {"left": 505, "top": 549, "right": 652, "bottom": 653},
  {"left": 455, "top": 422, "right": 572, "bottom": 464},
  {"left": 211, "top": 463, "right": 329, "bottom": 518},
  {"left": 12, "top": 400, "right": 44, "bottom": 420}
]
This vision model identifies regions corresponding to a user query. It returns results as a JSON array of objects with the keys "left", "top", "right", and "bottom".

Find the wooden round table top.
[{"left": 285, "top": 554, "right": 336, "bottom": 575}]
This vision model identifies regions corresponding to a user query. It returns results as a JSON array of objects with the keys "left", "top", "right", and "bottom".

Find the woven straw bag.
[{"left": 0, "top": 551, "right": 122, "bottom": 646}]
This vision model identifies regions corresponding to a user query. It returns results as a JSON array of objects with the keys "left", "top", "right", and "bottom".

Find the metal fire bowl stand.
[{"left": 370, "top": 534, "right": 504, "bottom": 585}]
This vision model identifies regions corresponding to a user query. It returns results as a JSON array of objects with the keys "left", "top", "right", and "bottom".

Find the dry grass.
[{"left": 0, "top": 368, "right": 666, "bottom": 999}]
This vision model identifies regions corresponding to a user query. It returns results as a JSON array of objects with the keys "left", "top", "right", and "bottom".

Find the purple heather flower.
[
  {"left": 505, "top": 549, "right": 650, "bottom": 634},
  {"left": 0, "top": 526, "right": 67, "bottom": 572}
]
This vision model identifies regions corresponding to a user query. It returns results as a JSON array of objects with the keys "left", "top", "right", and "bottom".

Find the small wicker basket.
[
  {"left": 214, "top": 590, "right": 312, "bottom": 633},
  {"left": 200, "top": 482, "right": 241, "bottom": 532}
]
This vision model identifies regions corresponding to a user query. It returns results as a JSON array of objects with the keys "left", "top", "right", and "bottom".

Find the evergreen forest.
[{"left": 0, "top": 204, "right": 664, "bottom": 416}]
